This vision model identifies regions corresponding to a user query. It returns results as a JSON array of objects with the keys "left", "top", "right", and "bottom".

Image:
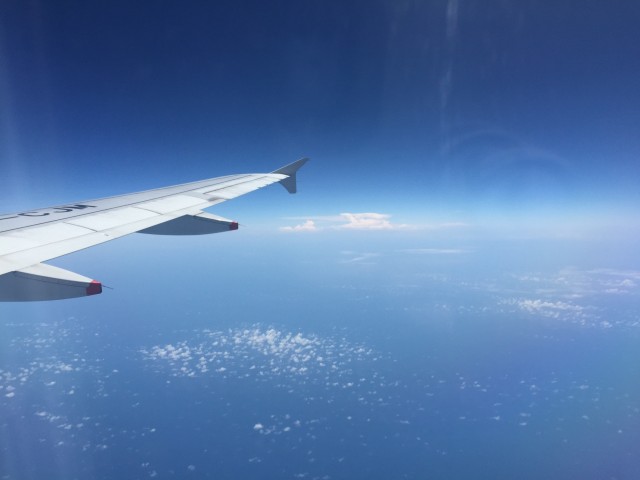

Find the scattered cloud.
[
  {"left": 501, "top": 297, "right": 595, "bottom": 325},
  {"left": 516, "top": 299, "right": 584, "bottom": 316},
  {"left": 514, "top": 268, "right": 640, "bottom": 297},
  {"left": 587, "top": 269, "right": 639, "bottom": 294},
  {"left": 140, "top": 326, "right": 377, "bottom": 380},
  {"left": 589, "top": 268, "right": 640, "bottom": 280}
]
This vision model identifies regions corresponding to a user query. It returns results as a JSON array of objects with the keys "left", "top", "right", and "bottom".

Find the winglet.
[{"left": 273, "top": 157, "right": 309, "bottom": 194}]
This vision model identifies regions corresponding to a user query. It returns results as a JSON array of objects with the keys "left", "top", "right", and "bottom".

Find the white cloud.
[
  {"left": 280, "top": 213, "right": 469, "bottom": 232},
  {"left": 340, "top": 252, "right": 380, "bottom": 264},
  {"left": 401, "top": 248, "right": 468, "bottom": 255},
  {"left": 280, "top": 220, "right": 317, "bottom": 232},
  {"left": 338, "top": 212, "right": 404, "bottom": 230},
  {"left": 140, "top": 326, "right": 376, "bottom": 380},
  {"left": 504, "top": 298, "right": 590, "bottom": 322},
  {"left": 520, "top": 268, "right": 640, "bottom": 297},
  {"left": 518, "top": 299, "right": 583, "bottom": 314},
  {"left": 281, "top": 212, "right": 418, "bottom": 232},
  {"left": 588, "top": 268, "right": 640, "bottom": 281}
]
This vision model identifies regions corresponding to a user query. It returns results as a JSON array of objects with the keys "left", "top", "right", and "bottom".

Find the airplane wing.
[{"left": 0, "top": 158, "right": 308, "bottom": 301}]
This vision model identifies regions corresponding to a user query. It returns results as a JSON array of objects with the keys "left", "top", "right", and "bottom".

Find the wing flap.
[{"left": 139, "top": 212, "right": 238, "bottom": 235}]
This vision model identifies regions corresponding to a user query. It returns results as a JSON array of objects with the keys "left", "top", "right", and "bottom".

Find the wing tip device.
[{"left": 273, "top": 157, "right": 309, "bottom": 194}]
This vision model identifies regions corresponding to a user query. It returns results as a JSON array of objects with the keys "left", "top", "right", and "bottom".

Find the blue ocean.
[{"left": 1, "top": 235, "right": 638, "bottom": 479}]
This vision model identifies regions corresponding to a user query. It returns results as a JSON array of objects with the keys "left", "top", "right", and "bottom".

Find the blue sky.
[
  {"left": 2, "top": 5, "right": 640, "bottom": 478},
  {"left": 1, "top": 1, "right": 639, "bottom": 230}
]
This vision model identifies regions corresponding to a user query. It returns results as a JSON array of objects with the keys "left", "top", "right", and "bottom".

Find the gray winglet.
[{"left": 273, "top": 157, "right": 309, "bottom": 194}]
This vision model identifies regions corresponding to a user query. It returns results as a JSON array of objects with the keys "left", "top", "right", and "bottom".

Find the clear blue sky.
[{"left": 1, "top": 1, "right": 639, "bottom": 225}]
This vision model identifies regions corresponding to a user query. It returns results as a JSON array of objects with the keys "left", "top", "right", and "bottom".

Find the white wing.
[{"left": 0, "top": 158, "right": 308, "bottom": 301}]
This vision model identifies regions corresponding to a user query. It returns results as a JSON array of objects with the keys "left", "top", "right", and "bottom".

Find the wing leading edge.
[{"left": 0, "top": 158, "right": 308, "bottom": 301}]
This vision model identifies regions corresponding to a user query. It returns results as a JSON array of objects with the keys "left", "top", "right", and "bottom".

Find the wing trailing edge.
[{"left": 0, "top": 263, "right": 102, "bottom": 302}]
